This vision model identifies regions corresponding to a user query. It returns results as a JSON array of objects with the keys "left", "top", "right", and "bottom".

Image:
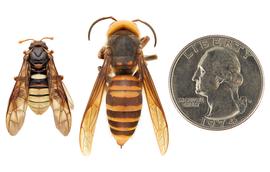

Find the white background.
[{"left": 0, "top": 0, "right": 269, "bottom": 171}]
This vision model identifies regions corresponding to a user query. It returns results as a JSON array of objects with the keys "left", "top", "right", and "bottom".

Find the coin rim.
[{"left": 169, "top": 34, "right": 264, "bottom": 130}]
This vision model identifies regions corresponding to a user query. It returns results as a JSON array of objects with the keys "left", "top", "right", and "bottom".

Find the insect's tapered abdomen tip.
[{"left": 113, "top": 135, "right": 129, "bottom": 148}]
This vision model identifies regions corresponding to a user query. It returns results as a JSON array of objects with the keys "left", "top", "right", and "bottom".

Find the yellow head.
[
  {"left": 107, "top": 20, "right": 140, "bottom": 38},
  {"left": 88, "top": 16, "right": 157, "bottom": 47}
]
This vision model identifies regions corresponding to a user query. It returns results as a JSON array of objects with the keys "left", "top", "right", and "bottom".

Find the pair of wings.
[
  {"left": 79, "top": 51, "right": 169, "bottom": 155},
  {"left": 6, "top": 53, "right": 73, "bottom": 136}
]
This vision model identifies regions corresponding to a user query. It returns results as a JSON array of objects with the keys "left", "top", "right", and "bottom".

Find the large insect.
[
  {"left": 6, "top": 37, "right": 73, "bottom": 136},
  {"left": 80, "top": 17, "right": 169, "bottom": 155}
]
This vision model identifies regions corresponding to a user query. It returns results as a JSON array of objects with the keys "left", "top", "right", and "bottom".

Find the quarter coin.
[{"left": 169, "top": 35, "right": 263, "bottom": 130}]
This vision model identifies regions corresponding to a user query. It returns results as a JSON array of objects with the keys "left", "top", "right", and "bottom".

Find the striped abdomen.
[
  {"left": 106, "top": 75, "right": 142, "bottom": 147},
  {"left": 28, "top": 70, "right": 50, "bottom": 115}
]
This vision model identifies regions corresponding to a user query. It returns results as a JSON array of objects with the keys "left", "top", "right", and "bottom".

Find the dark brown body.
[
  {"left": 80, "top": 18, "right": 168, "bottom": 155},
  {"left": 108, "top": 30, "right": 139, "bottom": 72},
  {"left": 106, "top": 30, "right": 142, "bottom": 146},
  {"left": 6, "top": 38, "right": 73, "bottom": 136},
  {"left": 106, "top": 75, "right": 142, "bottom": 146},
  {"left": 28, "top": 46, "right": 50, "bottom": 114}
]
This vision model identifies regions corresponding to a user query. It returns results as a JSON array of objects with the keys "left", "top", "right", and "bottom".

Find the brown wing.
[
  {"left": 79, "top": 55, "right": 111, "bottom": 155},
  {"left": 48, "top": 56, "right": 72, "bottom": 136},
  {"left": 138, "top": 54, "right": 169, "bottom": 155},
  {"left": 6, "top": 56, "right": 30, "bottom": 135}
]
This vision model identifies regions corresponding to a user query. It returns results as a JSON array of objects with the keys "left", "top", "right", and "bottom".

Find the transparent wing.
[
  {"left": 62, "top": 82, "right": 74, "bottom": 110},
  {"left": 79, "top": 56, "right": 111, "bottom": 155},
  {"left": 48, "top": 57, "right": 72, "bottom": 136},
  {"left": 6, "top": 57, "right": 29, "bottom": 135},
  {"left": 138, "top": 54, "right": 169, "bottom": 155}
]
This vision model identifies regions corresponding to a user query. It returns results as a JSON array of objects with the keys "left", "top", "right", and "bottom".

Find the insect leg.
[
  {"left": 98, "top": 46, "right": 106, "bottom": 59},
  {"left": 144, "top": 55, "right": 158, "bottom": 61},
  {"left": 140, "top": 36, "right": 150, "bottom": 48}
]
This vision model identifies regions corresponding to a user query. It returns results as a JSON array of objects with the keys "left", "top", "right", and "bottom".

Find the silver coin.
[{"left": 169, "top": 35, "right": 263, "bottom": 130}]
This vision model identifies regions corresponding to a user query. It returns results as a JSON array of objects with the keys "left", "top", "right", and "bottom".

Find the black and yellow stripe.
[
  {"left": 28, "top": 69, "right": 50, "bottom": 115},
  {"left": 106, "top": 75, "right": 142, "bottom": 146}
]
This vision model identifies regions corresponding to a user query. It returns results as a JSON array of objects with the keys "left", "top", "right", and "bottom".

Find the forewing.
[
  {"left": 139, "top": 55, "right": 169, "bottom": 155},
  {"left": 79, "top": 56, "right": 110, "bottom": 155},
  {"left": 48, "top": 57, "right": 72, "bottom": 136},
  {"left": 6, "top": 58, "right": 29, "bottom": 135},
  {"left": 62, "top": 82, "right": 74, "bottom": 109}
]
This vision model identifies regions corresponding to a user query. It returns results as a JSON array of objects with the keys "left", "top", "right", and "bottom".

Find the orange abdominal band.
[{"left": 107, "top": 20, "right": 140, "bottom": 37}]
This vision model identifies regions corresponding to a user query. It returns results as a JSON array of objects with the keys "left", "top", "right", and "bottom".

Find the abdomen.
[
  {"left": 106, "top": 75, "right": 142, "bottom": 147},
  {"left": 28, "top": 72, "right": 50, "bottom": 115}
]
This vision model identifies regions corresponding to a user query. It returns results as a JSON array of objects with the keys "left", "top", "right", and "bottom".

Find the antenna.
[
  {"left": 18, "top": 37, "right": 53, "bottom": 44},
  {"left": 88, "top": 16, "right": 117, "bottom": 41},
  {"left": 132, "top": 19, "right": 157, "bottom": 47},
  {"left": 40, "top": 37, "right": 54, "bottom": 41},
  {"left": 18, "top": 39, "right": 35, "bottom": 44}
]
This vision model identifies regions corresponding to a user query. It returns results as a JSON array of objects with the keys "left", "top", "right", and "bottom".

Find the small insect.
[
  {"left": 6, "top": 37, "right": 73, "bottom": 136},
  {"left": 80, "top": 17, "right": 169, "bottom": 155}
]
